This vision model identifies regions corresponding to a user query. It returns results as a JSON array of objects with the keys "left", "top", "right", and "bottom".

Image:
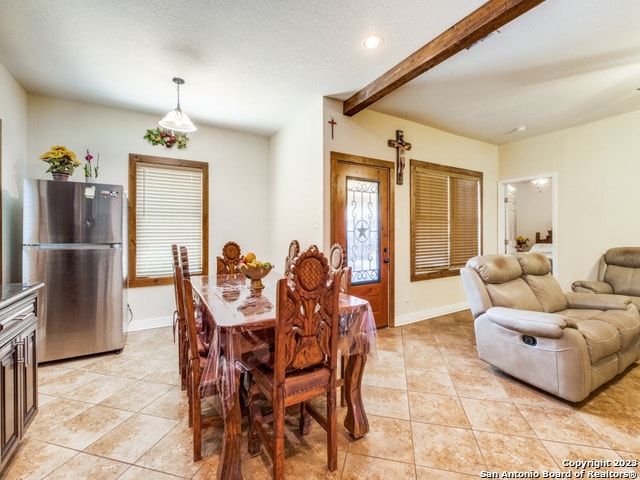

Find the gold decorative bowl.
[{"left": 238, "top": 264, "right": 273, "bottom": 292}]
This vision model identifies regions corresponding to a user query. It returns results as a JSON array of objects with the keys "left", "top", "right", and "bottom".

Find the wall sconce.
[{"left": 159, "top": 77, "right": 197, "bottom": 133}]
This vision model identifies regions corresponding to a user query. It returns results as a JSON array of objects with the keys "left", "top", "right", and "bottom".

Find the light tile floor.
[{"left": 3, "top": 310, "right": 640, "bottom": 479}]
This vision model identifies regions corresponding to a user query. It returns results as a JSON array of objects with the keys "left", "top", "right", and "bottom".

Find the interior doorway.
[
  {"left": 330, "top": 151, "right": 394, "bottom": 329},
  {"left": 498, "top": 173, "right": 556, "bottom": 272}
]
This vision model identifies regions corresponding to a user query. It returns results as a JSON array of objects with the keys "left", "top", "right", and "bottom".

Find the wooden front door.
[{"left": 330, "top": 152, "right": 394, "bottom": 329}]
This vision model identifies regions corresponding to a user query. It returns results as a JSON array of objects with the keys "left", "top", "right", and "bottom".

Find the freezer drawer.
[{"left": 23, "top": 246, "right": 126, "bottom": 363}]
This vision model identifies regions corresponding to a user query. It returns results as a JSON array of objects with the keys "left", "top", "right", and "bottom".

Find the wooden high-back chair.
[
  {"left": 326, "top": 242, "right": 350, "bottom": 293},
  {"left": 284, "top": 239, "right": 300, "bottom": 275},
  {"left": 171, "top": 244, "right": 188, "bottom": 391},
  {"left": 328, "top": 242, "right": 345, "bottom": 274},
  {"left": 327, "top": 242, "right": 352, "bottom": 404},
  {"left": 339, "top": 266, "right": 352, "bottom": 294},
  {"left": 181, "top": 247, "right": 223, "bottom": 462},
  {"left": 178, "top": 246, "right": 198, "bottom": 426},
  {"left": 247, "top": 245, "right": 341, "bottom": 479},
  {"left": 216, "top": 241, "right": 243, "bottom": 274}
]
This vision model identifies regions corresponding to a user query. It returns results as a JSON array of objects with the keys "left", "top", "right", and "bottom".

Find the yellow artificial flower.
[{"left": 39, "top": 145, "right": 80, "bottom": 175}]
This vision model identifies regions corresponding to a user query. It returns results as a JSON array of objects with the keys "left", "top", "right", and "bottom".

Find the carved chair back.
[
  {"left": 180, "top": 245, "right": 192, "bottom": 279},
  {"left": 216, "top": 241, "right": 242, "bottom": 274},
  {"left": 339, "top": 266, "right": 352, "bottom": 294},
  {"left": 275, "top": 245, "right": 341, "bottom": 381},
  {"left": 328, "top": 242, "right": 345, "bottom": 274},
  {"left": 284, "top": 239, "right": 300, "bottom": 275}
]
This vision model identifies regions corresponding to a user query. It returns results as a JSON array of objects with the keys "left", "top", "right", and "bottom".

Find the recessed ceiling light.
[{"left": 363, "top": 35, "right": 384, "bottom": 49}]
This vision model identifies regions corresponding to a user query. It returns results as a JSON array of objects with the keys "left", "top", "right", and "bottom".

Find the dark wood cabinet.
[
  {"left": 0, "top": 337, "right": 19, "bottom": 462},
  {"left": 0, "top": 283, "right": 42, "bottom": 471}
]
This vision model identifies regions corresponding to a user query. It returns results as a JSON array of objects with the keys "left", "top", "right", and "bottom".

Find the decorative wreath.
[{"left": 144, "top": 127, "right": 189, "bottom": 149}]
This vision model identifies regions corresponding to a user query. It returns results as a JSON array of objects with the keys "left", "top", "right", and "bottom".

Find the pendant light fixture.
[{"left": 159, "top": 77, "right": 197, "bottom": 132}]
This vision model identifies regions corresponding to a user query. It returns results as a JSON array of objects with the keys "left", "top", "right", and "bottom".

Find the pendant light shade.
[{"left": 159, "top": 77, "right": 197, "bottom": 132}]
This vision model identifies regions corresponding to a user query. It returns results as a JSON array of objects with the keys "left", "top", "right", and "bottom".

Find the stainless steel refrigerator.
[{"left": 23, "top": 178, "right": 128, "bottom": 363}]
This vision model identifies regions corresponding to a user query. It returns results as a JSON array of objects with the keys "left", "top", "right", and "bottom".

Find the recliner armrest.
[
  {"left": 571, "top": 280, "right": 613, "bottom": 294},
  {"left": 485, "top": 307, "right": 567, "bottom": 338},
  {"left": 565, "top": 291, "right": 631, "bottom": 310}
]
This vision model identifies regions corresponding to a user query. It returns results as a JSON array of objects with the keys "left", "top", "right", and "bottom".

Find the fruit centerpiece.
[{"left": 237, "top": 252, "right": 273, "bottom": 293}]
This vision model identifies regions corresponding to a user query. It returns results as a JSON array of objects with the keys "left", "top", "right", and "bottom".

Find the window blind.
[
  {"left": 411, "top": 160, "right": 482, "bottom": 280},
  {"left": 135, "top": 162, "right": 204, "bottom": 279},
  {"left": 450, "top": 176, "right": 480, "bottom": 268},
  {"left": 413, "top": 169, "right": 449, "bottom": 272}
]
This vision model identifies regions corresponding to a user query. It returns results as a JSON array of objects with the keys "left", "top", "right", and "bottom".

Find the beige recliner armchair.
[
  {"left": 461, "top": 253, "right": 640, "bottom": 402},
  {"left": 571, "top": 247, "right": 640, "bottom": 311}
]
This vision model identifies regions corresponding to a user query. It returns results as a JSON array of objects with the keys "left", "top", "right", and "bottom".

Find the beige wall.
[
  {"left": 323, "top": 98, "right": 500, "bottom": 326},
  {"left": 0, "top": 62, "right": 28, "bottom": 283},
  {"left": 499, "top": 109, "right": 640, "bottom": 289},
  {"left": 268, "top": 97, "right": 324, "bottom": 268},
  {"left": 23, "top": 95, "right": 271, "bottom": 330}
]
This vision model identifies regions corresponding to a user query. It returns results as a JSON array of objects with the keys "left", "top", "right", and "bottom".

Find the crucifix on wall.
[
  {"left": 388, "top": 130, "right": 412, "bottom": 185},
  {"left": 328, "top": 117, "right": 337, "bottom": 139}
]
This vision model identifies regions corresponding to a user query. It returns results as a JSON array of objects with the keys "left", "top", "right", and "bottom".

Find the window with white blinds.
[
  {"left": 128, "top": 154, "right": 208, "bottom": 287},
  {"left": 410, "top": 160, "right": 482, "bottom": 281}
]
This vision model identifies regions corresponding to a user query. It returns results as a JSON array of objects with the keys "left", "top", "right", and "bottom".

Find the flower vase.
[
  {"left": 85, "top": 176, "right": 95, "bottom": 183},
  {"left": 51, "top": 172, "right": 70, "bottom": 181}
]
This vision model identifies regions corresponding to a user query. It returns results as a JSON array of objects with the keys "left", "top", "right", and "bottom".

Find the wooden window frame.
[
  {"left": 128, "top": 153, "right": 209, "bottom": 287},
  {"left": 410, "top": 159, "right": 482, "bottom": 281}
]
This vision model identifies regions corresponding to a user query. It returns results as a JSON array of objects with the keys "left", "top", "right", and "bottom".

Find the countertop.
[{"left": 0, "top": 282, "right": 44, "bottom": 310}]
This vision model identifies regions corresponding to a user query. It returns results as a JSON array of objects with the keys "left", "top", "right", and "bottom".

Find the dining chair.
[
  {"left": 339, "top": 265, "right": 352, "bottom": 295},
  {"left": 177, "top": 246, "right": 200, "bottom": 428},
  {"left": 328, "top": 242, "right": 345, "bottom": 274},
  {"left": 327, "top": 243, "right": 352, "bottom": 406},
  {"left": 247, "top": 245, "right": 341, "bottom": 479},
  {"left": 179, "top": 245, "right": 209, "bottom": 355},
  {"left": 216, "top": 241, "right": 243, "bottom": 274},
  {"left": 181, "top": 259, "right": 223, "bottom": 462},
  {"left": 171, "top": 244, "right": 188, "bottom": 391},
  {"left": 336, "top": 265, "right": 352, "bottom": 407},
  {"left": 284, "top": 239, "right": 300, "bottom": 275}
]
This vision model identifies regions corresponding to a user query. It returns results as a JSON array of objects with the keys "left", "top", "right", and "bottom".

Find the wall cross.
[
  {"left": 328, "top": 117, "right": 337, "bottom": 139},
  {"left": 388, "top": 130, "right": 412, "bottom": 185}
]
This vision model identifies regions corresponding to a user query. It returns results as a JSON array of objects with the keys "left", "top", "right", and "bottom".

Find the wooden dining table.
[{"left": 189, "top": 272, "right": 377, "bottom": 480}]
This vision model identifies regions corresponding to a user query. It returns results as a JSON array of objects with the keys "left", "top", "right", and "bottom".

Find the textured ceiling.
[{"left": 1, "top": 0, "right": 639, "bottom": 144}]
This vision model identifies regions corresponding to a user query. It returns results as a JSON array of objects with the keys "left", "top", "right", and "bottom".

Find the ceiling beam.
[{"left": 343, "top": 0, "right": 546, "bottom": 117}]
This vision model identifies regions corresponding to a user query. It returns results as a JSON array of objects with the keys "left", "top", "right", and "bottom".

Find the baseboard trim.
[
  {"left": 126, "top": 315, "right": 174, "bottom": 332},
  {"left": 393, "top": 301, "right": 469, "bottom": 327},
  {"left": 126, "top": 302, "right": 470, "bottom": 332}
]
